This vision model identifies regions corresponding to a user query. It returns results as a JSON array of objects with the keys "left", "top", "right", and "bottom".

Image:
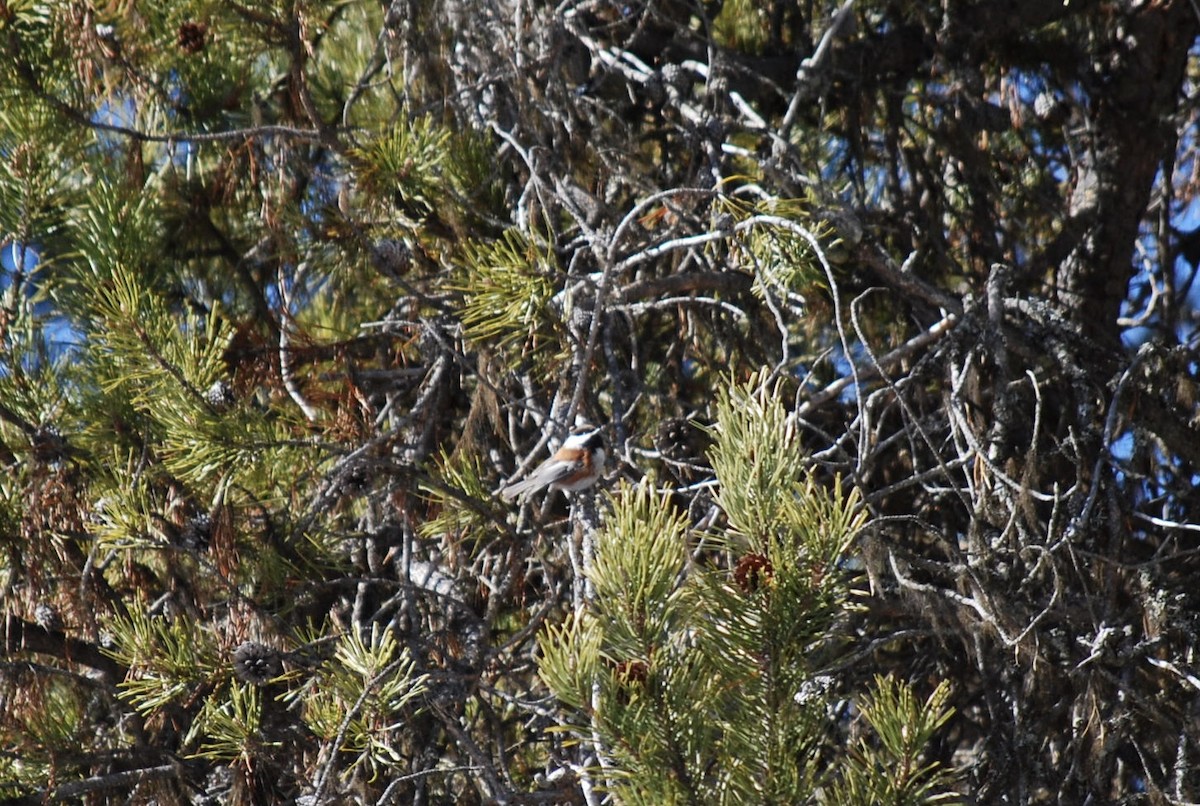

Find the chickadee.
[{"left": 500, "top": 428, "right": 606, "bottom": 501}]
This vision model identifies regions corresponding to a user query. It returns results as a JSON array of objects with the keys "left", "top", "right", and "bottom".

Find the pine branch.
[
  {"left": 1, "top": 615, "right": 124, "bottom": 683},
  {"left": 42, "top": 764, "right": 179, "bottom": 803}
]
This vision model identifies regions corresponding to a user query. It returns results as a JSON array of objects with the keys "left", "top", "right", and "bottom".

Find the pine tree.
[
  {"left": 2, "top": 0, "right": 1199, "bottom": 802},
  {"left": 538, "top": 372, "right": 956, "bottom": 804}
]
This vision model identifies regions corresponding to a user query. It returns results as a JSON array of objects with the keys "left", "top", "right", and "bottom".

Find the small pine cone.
[
  {"left": 336, "top": 466, "right": 370, "bottom": 497},
  {"left": 180, "top": 513, "right": 213, "bottom": 551},
  {"left": 733, "top": 553, "right": 774, "bottom": 594},
  {"left": 794, "top": 674, "right": 835, "bottom": 705},
  {"left": 1033, "top": 91, "right": 1066, "bottom": 124},
  {"left": 30, "top": 424, "right": 66, "bottom": 463},
  {"left": 373, "top": 238, "right": 412, "bottom": 278},
  {"left": 206, "top": 380, "right": 235, "bottom": 411},
  {"left": 34, "top": 602, "right": 63, "bottom": 631},
  {"left": 233, "top": 642, "right": 282, "bottom": 685},
  {"left": 177, "top": 20, "right": 208, "bottom": 54},
  {"left": 655, "top": 417, "right": 708, "bottom": 462},
  {"left": 655, "top": 417, "right": 690, "bottom": 460},
  {"left": 660, "top": 62, "right": 688, "bottom": 94}
]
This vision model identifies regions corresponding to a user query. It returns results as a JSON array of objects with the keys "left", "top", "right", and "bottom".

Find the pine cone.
[
  {"left": 733, "top": 553, "right": 774, "bottom": 594},
  {"left": 655, "top": 417, "right": 707, "bottom": 462},
  {"left": 34, "top": 602, "right": 63, "bottom": 631},
  {"left": 178, "top": 21, "right": 208, "bottom": 54},
  {"left": 30, "top": 424, "right": 66, "bottom": 463},
  {"left": 206, "top": 380, "right": 235, "bottom": 411},
  {"left": 233, "top": 642, "right": 282, "bottom": 685},
  {"left": 180, "top": 513, "right": 213, "bottom": 551}
]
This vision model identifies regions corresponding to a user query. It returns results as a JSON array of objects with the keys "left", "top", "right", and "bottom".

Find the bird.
[{"left": 500, "top": 428, "right": 606, "bottom": 501}]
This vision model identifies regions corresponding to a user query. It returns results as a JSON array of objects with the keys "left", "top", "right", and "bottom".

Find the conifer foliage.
[{"left": 2, "top": 0, "right": 1199, "bottom": 803}]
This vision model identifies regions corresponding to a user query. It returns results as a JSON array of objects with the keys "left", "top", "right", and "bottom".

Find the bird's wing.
[
  {"left": 499, "top": 457, "right": 584, "bottom": 501},
  {"left": 499, "top": 475, "right": 539, "bottom": 501}
]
